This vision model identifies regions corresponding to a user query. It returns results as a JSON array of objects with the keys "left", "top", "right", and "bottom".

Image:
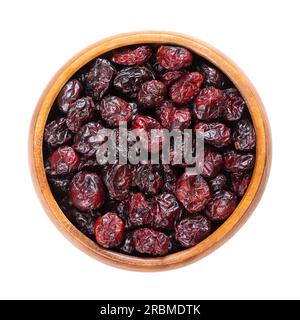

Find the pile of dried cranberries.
[{"left": 43, "top": 44, "right": 256, "bottom": 256}]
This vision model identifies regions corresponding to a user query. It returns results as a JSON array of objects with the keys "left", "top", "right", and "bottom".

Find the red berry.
[
  {"left": 233, "top": 119, "right": 256, "bottom": 151},
  {"left": 137, "top": 80, "right": 166, "bottom": 108},
  {"left": 223, "top": 150, "right": 255, "bottom": 173},
  {"left": 157, "top": 45, "right": 193, "bottom": 70},
  {"left": 231, "top": 172, "right": 251, "bottom": 196},
  {"left": 196, "top": 147, "right": 223, "bottom": 178},
  {"left": 57, "top": 79, "right": 83, "bottom": 114},
  {"left": 69, "top": 172, "right": 106, "bottom": 211},
  {"left": 129, "top": 193, "right": 153, "bottom": 227},
  {"left": 201, "top": 63, "right": 225, "bottom": 89},
  {"left": 44, "top": 117, "right": 73, "bottom": 148},
  {"left": 208, "top": 174, "right": 227, "bottom": 193},
  {"left": 94, "top": 212, "right": 125, "bottom": 248},
  {"left": 112, "top": 45, "right": 152, "bottom": 66},
  {"left": 161, "top": 70, "right": 186, "bottom": 86},
  {"left": 223, "top": 88, "right": 245, "bottom": 121}
]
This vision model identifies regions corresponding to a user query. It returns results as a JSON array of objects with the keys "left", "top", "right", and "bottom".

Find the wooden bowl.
[{"left": 29, "top": 31, "right": 271, "bottom": 271}]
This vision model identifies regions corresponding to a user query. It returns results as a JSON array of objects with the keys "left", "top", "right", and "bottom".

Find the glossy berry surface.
[
  {"left": 201, "top": 63, "right": 226, "bottom": 89},
  {"left": 233, "top": 119, "right": 256, "bottom": 151},
  {"left": 129, "top": 192, "right": 153, "bottom": 227},
  {"left": 223, "top": 150, "right": 255, "bottom": 173},
  {"left": 157, "top": 45, "right": 193, "bottom": 70},
  {"left": 57, "top": 79, "right": 83, "bottom": 114},
  {"left": 223, "top": 88, "right": 245, "bottom": 121},
  {"left": 44, "top": 117, "right": 73, "bottom": 148},
  {"left": 137, "top": 80, "right": 166, "bottom": 108},
  {"left": 112, "top": 45, "right": 152, "bottom": 66}
]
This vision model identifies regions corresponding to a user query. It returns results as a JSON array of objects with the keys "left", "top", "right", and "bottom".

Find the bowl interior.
[{"left": 30, "top": 32, "right": 270, "bottom": 271}]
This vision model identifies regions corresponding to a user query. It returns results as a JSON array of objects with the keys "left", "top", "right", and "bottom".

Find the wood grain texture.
[{"left": 29, "top": 31, "right": 272, "bottom": 271}]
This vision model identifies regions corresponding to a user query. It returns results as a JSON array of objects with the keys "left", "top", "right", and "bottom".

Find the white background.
[{"left": 0, "top": 0, "right": 299, "bottom": 300}]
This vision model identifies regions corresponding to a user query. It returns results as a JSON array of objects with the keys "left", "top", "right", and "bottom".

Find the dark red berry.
[
  {"left": 137, "top": 80, "right": 166, "bottom": 108},
  {"left": 44, "top": 117, "right": 73, "bottom": 148},
  {"left": 99, "top": 95, "right": 137, "bottom": 126},
  {"left": 69, "top": 172, "right": 105, "bottom": 211},
  {"left": 48, "top": 176, "right": 71, "bottom": 194},
  {"left": 209, "top": 174, "right": 227, "bottom": 193},
  {"left": 205, "top": 190, "right": 237, "bottom": 221},
  {"left": 175, "top": 173, "right": 211, "bottom": 214},
  {"left": 231, "top": 172, "right": 251, "bottom": 197},
  {"left": 131, "top": 115, "right": 165, "bottom": 153},
  {"left": 151, "top": 192, "right": 181, "bottom": 230},
  {"left": 48, "top": 146, "right": 80, "bottom": 176},
  {"left": 112, "top": 45, "right": 152, "bottom": 66},
  {"left": 175, "top": 215, "right": 211, "bottom": 247},
  {"left": 94, "top": 212, "right": 125, "bottom": 248},
  {"left": 113, "top": 66, "right": 154, "bottom": 98},
  {"left": 156, "top": 100, "right": 191, "bottom": 130},
  {"left": 157, "top": 45, "right": 193, "bottom": 70},
  {"left": 132, "top": 228, "right": 170, "bottom": 255},
  {"left": 120, "top": 232, "right": 134, "bottom": 254},
  {"left": 161, "top": 70, "right": 186, "bottom": 86},
  {"left": 201, "top": 63, "right": 225, "bottom": 89},
  {"left": 102, "top": 164, "right": 132, "bottom": 201},
  {"left": 233, "top": 119, "right": 256, "bottom": 151},
  {"left": 194, "top": 122, "right": 231, "bottom": 148},
  {"left": 66, "top": 97, "right": 94, "bottom": 133},
  {"left": 129, "top": 192, "right": 153, "bottom": 227},
  {"left": 170, "top": 72, "right": 203, "bottom": 105},
  {"left": 223, "top": 150, "right": 255, "bottom": 173},
  {"left": 57, "top": 79, "right": 83, "bottom": 114},
  {"left": 193, "top": 86, "right": 224, "bottom": 121},
  {"left": 196, "top": 147, "right": 223, "bottom": 178},
  {"left": 73, "top": 122, "right": 106, "bottom": 158},
  {"left": 85, "top": 58, "right": 116, "bottom": 101},
  {"left": 132, "top": 164, "right": 163, "bottom": 195},
  {"left": 162, "top": 165, "right": 177, "bottom": 194},
  {"left": 223, "top": 88, "right": 245, "bottom": 121}
]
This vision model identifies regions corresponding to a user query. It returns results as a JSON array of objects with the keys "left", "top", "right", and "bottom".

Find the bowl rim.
[{"left": 29, "top": 31, "right": 271, "bottom": 271}]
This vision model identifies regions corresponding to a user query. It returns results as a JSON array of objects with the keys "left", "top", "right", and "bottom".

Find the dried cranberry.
[
  {"left": 85, "top": 58, "right": 116, "bottom": 101},
  {"left": 209, "top": 174, "right": 227, "bottom": 193},
  {"left": 194, "top": 122, "right": 231, "bottom": 148},
  {"left": 78, "top": 157, "right": 101, "bottom": 172},
  {"left": 151, "top": 192, "right": 181, "bottom": 230},
  {"left": 94, "top": 212, "right": 125, "bottom": 248},
  {"left": 112, "top": 45, "right": 152, "bottom": 66},
  {"left": 129, "top": 192, "right": 153, "bottom": 227},
  {"left": 223, "top": 150, "right": 255, "bottom": 173},
  {"left": 205, "top": 190, "right": 237, "bottom": 221},
  {"left": 66, "top": 97, "right": 94, "bottom": 133},
  {"left": 47, "top": 146, "right": 80, "bottom": 176},
  {"left": 132, "top": 228, "right": 170, "bottom": 255},
  {"left": 102, "top": 164, "right": 132, "bottom": 201},
  {"left": 99, "top": 96, "right": 137, "bottom": 127},
  {"left": 196, "top": 147, "right": 223, "bottom": 178},
  {"left": 223, "top": 88, "right": 245, "bottom": 121},
  {"left": 170, "top": 72, "right": 203, "bottom": 105},
  {"left": 44, "top": 117, "right": 73, "bottom": 148},
  {"left": 131, "top": 115, "right": 165, "bottom": 153},
  {"left": 193, "top": 86, "right": 224, "bottom": 121},
  {"left": 73, "top": 122, "right": 106, "bottom": 158},
  {"left": 175, "top": 215, "right": 211, "bottom": 247},
  {"left": 132, "top": 164, "right": 163, "bottom": 195},
  {"left": 162, "top": 165, "right": 177, "bottom": 194},
  {"left": 233, "top": 119, "right": 256, "bottom": 151},
  {"left": 156, "top": 101, "right": 191, "bottom": 130},
  {"left": 69, "top": 172, "right": 105, "bottom": 211},
  {"left": 113, "top": 66, "right": 154, "bottom": 98},
  {"left": 201, "top": 63, "right": 225, "bottom": 89},
  {"left": 231, "top": 172, "right": 251, "bottom": 196},
  {"left": 48, "top": 176, "right": 71, "bottom": 194},
  {"left": 161, "top": 70, "right": 186, "bottom": 86},
  {"left": 137, "top": 80, "right": 166, "bottom": 108},
  {"left": 175, "top": 173, "right": 211, "bottom": 214},
  {"left": 57, "top": 79, "right": 83, "bottom": 114},
  {"left": 157, "top": 45, "right": 193, "bottom": 70}
]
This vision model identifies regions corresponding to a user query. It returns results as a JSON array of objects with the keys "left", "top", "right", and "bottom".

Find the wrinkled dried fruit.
[
  {"left": 223, "top": 88, "right": 245, "bottom": 121},
  {"left": 69, "top": 172, "right": 105, "bottom": 211},
  {"left": 161, "top": 70, "right": 186, "bottom": 86},
  {"left": 94, "top": 212, "right": 125, "bottom": 248},
  {"left": 223, "top": 150, "right": 255, "bottom": 172},
  {"left": 113, "top": 66, "right": 154, "bottom": 98},
  {"left": 120, "top": 232, "right": 134, "bottom": 254},
  {"left": 44, "top": 117, "right": 73, "bottom": 148},
  {"left": 57, "top": 79, "right": 83, "bottom": 114},
  {"left": 112, "top": 45, "right": 152, "bottom": 66},
  {"left": 133, "top": 228, "right": 170, "bottom": 255},
  {"left": 157, "top": 45, "right": 193, "bottom": 70},
  {"left": 66, "top": 97, "right": 94, "bottom": 133},
  {"left": 102, "top": 164, "right": 132, "bottom": 201},
  {"left": 129, "top": 192, "right": 153, "bottom": 227},
  {"left": 85, "top": 58, "right": 116, "bottom": 101},
  {"left": 48, "top": 176, "right": 71, "bottom": 194},
  {"left": 231, "top": 172, "right": 251, "bottom": 197},
  {"left": 196, "top": 147, "right": 223, "bottom": 178},
  {"left": 162, "top": 165, "right": 177, "bottom": 194},
  {"left": 99, "top": 96, "right": 137, "bottom": 126},
  {"left": 170, "top": 72, "right": 203, "bottom": 104},
  {"left": 193, "top": 86, "right": 224, "bottom": 121},
  {"left": 201, "top": 63, "right": 225, "bottom": 89},
  {"left": 175, "top": 173, "right": 211, "bottom": 214},
  {"left": 176, "top": 215, "right": 211, "bottom": 247},
  {"left": 137, "top": 80, "right": 166, "bottom": 108},
  {"left": 233, "top": 119, "right": 256, "bottom": 151},
  {"left": 194, "top": 122, "right": 231, "bottom": 148},
  {"left": 205, "top": 190, "right": 237, "bottom": 221},
  {"left": 156, "top": 100, "right": 191, "bottom": 130},
  {"left": 209, "top": 174, "right": 227, "bottom": 193}
]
